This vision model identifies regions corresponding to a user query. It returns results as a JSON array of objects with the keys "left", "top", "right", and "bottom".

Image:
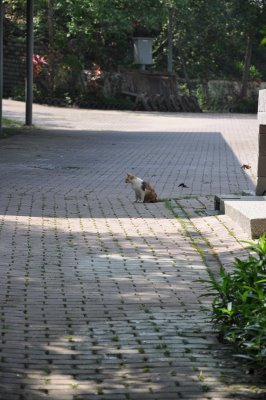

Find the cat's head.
[{"left": 125, "top": 173, "right": 136, "bottom": 183}]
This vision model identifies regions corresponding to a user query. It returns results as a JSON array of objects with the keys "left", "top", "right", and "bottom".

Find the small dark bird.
[
  {"left": 178, "top": 183, "right": 189, "bottom": 188},
  {"left": 241, "top": 164, "right": 251, "bottom": 170}
]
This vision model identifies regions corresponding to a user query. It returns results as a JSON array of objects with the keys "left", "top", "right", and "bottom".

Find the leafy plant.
[
  {"left": 198, "top": 233, "right": 266, "bottom": 368},
  {"left": 32, "top": 54, "right": 48, "bottom": 76}
]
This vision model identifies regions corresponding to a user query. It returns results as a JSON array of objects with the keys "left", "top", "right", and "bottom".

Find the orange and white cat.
[{"left": 125, "top": 173, "right": 157, "bottom": 203}]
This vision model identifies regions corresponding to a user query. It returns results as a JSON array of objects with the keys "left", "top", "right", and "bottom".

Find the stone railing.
[{"left": 256, "top": 89, "right": 266, "bottom": 195}]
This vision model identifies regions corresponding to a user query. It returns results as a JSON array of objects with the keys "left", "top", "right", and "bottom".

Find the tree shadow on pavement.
[
  {"left": 0, "top": 128, "right": 256, "bottom": 205},
  {"left": 0, "top": 125, "right": 264, "bottom": 399},
  {"left": 0, "top": 197, "right": 265, "bottom": 400}
]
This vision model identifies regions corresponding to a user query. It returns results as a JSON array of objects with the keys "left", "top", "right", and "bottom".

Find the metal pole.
[
  {"left": 26, "top": 0, "right": 33, "bottom": 126},
  {"left": 0, "top": 0, "right": 4, "bottom": 134}
]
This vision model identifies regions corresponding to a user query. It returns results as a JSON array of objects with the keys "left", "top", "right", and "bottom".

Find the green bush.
[
  {"left": 228, "top": 97, "right": 258, "bottom": 114},
  {"left": 199, "top": 233, "right": 266, "bottom": 368}
]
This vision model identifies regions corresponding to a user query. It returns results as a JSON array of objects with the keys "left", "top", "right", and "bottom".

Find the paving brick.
[{"left": 0, "top": 101, "right": 264, "bottom": 399}]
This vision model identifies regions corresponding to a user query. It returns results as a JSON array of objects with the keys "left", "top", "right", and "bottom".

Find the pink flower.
[
  {"left": 32, "top": 54, "right": 48, "bottom": 65},
  {"left": 32, "top": 55, "right": 48, "bottom": 76}
]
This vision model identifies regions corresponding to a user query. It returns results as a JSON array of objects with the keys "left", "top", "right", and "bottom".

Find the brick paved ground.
[{"left": 0, "top": 100, "right": 265, "bottom": 399}]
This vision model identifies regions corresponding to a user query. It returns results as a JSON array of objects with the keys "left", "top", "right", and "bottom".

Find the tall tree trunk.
[
  {"left": 240, "top": 35, "right": 253, "bottom": 99},
  {"left": 181, "top": 60, "right": 192, "bottom": 96},
  {"left": 47, "top": 0, "right": 54, "bottom": 47},
  {"left": 167, "top": 7, "right": 173, "bottom": 73},
  {"left": 47, "top": 0, "right": 55, "bottom": 96}
]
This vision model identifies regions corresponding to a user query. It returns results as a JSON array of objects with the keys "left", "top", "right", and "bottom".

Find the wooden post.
[{"left": 256, "top": 89, "right": 266, "bottom": 195}]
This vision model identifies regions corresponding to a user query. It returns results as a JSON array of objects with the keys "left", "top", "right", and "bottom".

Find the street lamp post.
[
  {"left": 26, "top": 0, "right": 33, "bottom": 126},
  {"left": 0, "top": 0, "right": 4, "bottom": 134}
]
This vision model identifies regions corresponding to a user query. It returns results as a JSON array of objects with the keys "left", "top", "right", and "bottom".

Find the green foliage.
[
  {"left": 11, "top": 0, "right": 266, "bottom": 78},
  {"left": 5, "top": 0, "right": 266, "bottom": 108},
  {"left": 236, "top": 62, "right": 263, "bottom": 81},
  {"left": 228, "top": 97, "right": 258, "bottom": 113},
  {"left": 260, "top": 24, "right": 266, "bottom": 45},
  {"left": 2, "top": 117, "right": 23, "bottom": 128},
  {"left": 198, "top": 233, "right": 266, "bottom": 368}
]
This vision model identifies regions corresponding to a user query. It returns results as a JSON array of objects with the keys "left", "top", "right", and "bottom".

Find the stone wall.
[
  {"left": 256, "top": 89, "right": 266, "bottom": 195},
  {"left": 121, "top": 71, "right": 178, "bottom": 97},
  {"left": 207, "top": 79, "right": 266, "bottom": 102}
]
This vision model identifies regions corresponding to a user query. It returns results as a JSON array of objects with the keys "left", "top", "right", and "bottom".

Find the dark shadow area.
[{"left": 0, "top": 128, "right": 256, "bottom": 215}]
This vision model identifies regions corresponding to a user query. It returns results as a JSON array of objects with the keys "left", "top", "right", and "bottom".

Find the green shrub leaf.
[{"left": 199, "top": 233, "right": 266, "bottom": 369}]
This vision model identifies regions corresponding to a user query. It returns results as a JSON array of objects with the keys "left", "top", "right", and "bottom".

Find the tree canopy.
[
  {"left": 4, "top": 0, "right": 266, "bottom": 106},
  {"left": 5, "top": 0, "right": 266, "bottom": 76}
]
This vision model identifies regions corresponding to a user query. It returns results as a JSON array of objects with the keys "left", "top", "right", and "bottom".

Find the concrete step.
[{"left": 215, "top": 195, "right": 266, "bottom": 239}]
